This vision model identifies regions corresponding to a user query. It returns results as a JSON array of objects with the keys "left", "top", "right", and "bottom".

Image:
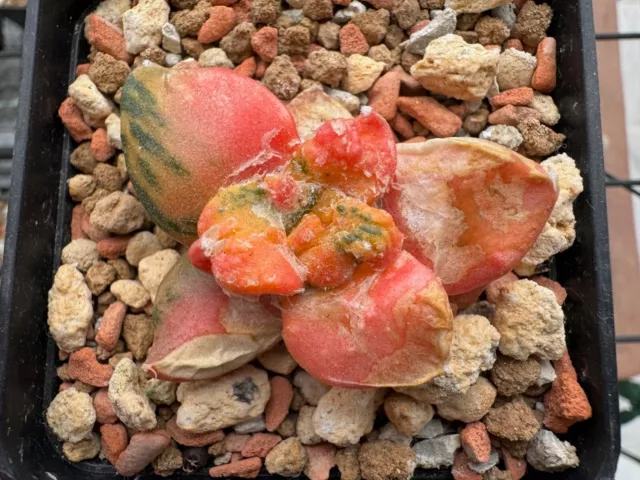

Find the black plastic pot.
[{"left": 0, "top": 0, "right": 620, "bottom": 478}]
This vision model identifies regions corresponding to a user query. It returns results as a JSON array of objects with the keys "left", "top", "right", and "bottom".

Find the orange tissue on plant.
[
  {"left": 287, "top": 189, "right": 404, "bottom": 289},
  {"left": 195, "top": 182, "right": 306, "bottom": 296},
  {"left": 383, "top": 138, "right": 558, "bottom": 296},
  {"left": 281, "top": 251, "right": 453, "bottom": 388},
  {"left": 143, "top": 255, "right": 282, "bottom": 382},
  {"left": 290, "top": 110, "right": 397, "bottom": 204}
]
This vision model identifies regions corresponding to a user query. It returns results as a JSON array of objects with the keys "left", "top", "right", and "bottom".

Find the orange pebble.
[
  {"left": 291, "top": 55, "right": 306, "bottom": 74},
  {"left": 391, "top": 66, "right": 423, "bottom": 96},
  {"left": 97, "top": 235, "right": 131, "bottom": 260},
  {"left": 531, "top": 276, "right": 567, "bottom": 304},
  {"left": 452, "top": 451, "right": 482, "bottom": 480},
  {"left": 339, "top": 24, "right": 369, "bottom": 55},
  {"left": 91, "top": 128, "right": 116, "bottom": 162},
  {"left": 502, "top": 448, "right": 527, "bottom": 480},
  {"left": 265, "top": 376, "right": 294, "bottom": 432},
  {"left": 397, "top": 96, "right": 462, "bottom": 138},
  {"left": 86, "top": 14, "right": 132, "bottom": 64},
  {"left": 225, "top": 433, "right": 250, "bottom": 452},
  {"left": 231, "top": 0, "right": 252, "bottom": 23},
  {"left": 235, "top": 56, "right": 257, "bottom": 77},
  {"left": 368, "top": 71, "right": 401, "bottom": 121},
  {"left": 76, "top": 63, "right": 91, "bottom": 77},
  {"left": 58, "top": 98, "right": 93, "bottom": 143},
  {"left": 100, "top": 423, "right": 128, "bottom": 465},
  {"left": 487, "top": 104, "right": 541, "bottom": 126},
  {"left": 505, "top": 38, "right": 523, "bottom": 51},
  {"left": 251, "top": 26, "right": 278, "bottom": 62},
  {"left": 485, "top": 272, "right": 518, "bottom": 303},
  {"left": 68, "top": 347, "right": 114, "bottom": 387},
  {"left": 96, "top": 301, "right": 127, "bottom": 352},
  {"left": 531, "top": 37, "right": 557, "bottom": 94},
  {"left": 166, "top": 416, "right": 224, "bottom": 447},
  {"left": 523, "top": 43, "right": 536, "bottom": 55},
  {"left": 209, "top": 457, "right": 262, "bottom": 478},
  {"left": 460, "top": 422, "right": 491, "bottom": 463},
  {"left": 490, "top": 87, "right": 534, "bottom": 109},
  {"left": 240, "top": 433, "right": 282, "bottom": 458},
  {"left": 408, "top": 19, "right": 430, "bottom": 36},
  {"left": 304, "top": 444, "right": 336, "bottom": 480},
  {"left": 71, "top": 205, "right": 88, "bottom": 240},
  {"left": 448, "top": 103, "right": 466, "bottom": 118},
  {"left": 82, "top": 214, "right": 110, "bottom": 242},
  {"left": 94, "top": 387, "right": 118, "bottom": 424},
  {"left": 389, "top": 113, "right": 414, "bottom": 140},
  {"left": 116, "top": 430, "right": 171, "bottom": 476},
  {"left": 543, "top": 350, "right": 593, "bottom": 433},
  {"left": 449, "top": 286, "right": 484, "bottom": 310},
  {"left": 199, "top": 6, "right": 236, "bottom": 43},
  {"left": 255, "top": 59, "right": 268, "bottom": 79}
]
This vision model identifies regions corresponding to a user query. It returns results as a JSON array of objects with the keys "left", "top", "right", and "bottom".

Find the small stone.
[
  {"left": 47, "top": 388, "right": 96, "bottom": 442},
  {"left": 484, "top": 397, "right": 541, "bottom": 442},
  {"left": 526, "top": 429, "right": 579, "bottom": 472},
  {"left": 451, "top": 451, "right": 482, "bottom": 480},
  {"left": 401, "top": 7, "right": 456, "bottom": 55},
  {"left": 181, "top": 38, "right": 205, "bottom": 59},
  {"left": 416, "top": 418, "right": 445, "bottom": 439},
  {"left": 111, "top": 280, "right": 150, "bottom": 309},
  {"left": 265, "top": 437, "right": 308, "bottom": 476},
  {"left": 265, "top": 376, "right": 294, "bottom": 431},
  {"left": 517, "top": 117, "right": 565, "bottom": 157},
  {"left": 214, "top": 452, "right": 233, "bottom": 465},
  {"left": 166, "top": 416, "right": 224, "bottom": 446},
  {"left": 384, "top": 393, "right": 434, "bottom": 436},
  {"left": 392, "top": 0, "right": 420, "bottom": 30},
  {"left": 86, "top": 13, "right": 132, "bottom": 63},
  {"left": 460, "top": 422, "right": 491, "bottom": 463},
  {"left": 182, "top": 446, "right": 211, "bottom": 473},
  {"left": 497, "top": 48, "right": 536, "bottom": 91},
  {"left": 172, "top": 1, "right": 211, "bottom": 37},
  {"left": 277, "top": 413, "right": 298, "bottom": 437},
  {"left": 200, "top": 6, "right": 237, "bottom": 43},
  {"left": 304, "top": 444, "right": 337, "bottom": 480},
  {"left": 358, "top": 441, "right": 415, "bottom": 480},
  {"left": 162, "top": 22, "right": 181, "bottom": 53},
  {"left": 68, "top": 347, "right": 114, "bottom": 387},
  {"left": 62, "top": 238, "right": 99, "bottom": 272},
  {"left": 351, "top": 9, "right": 389, "bottom": 46},
  {"left": 48, "top": 265, "right": 93, "bottom": 352},
  {"left": 339, "top": 24, "right": 369, "bottom": 55},
  {"left": 257, "top": 342, "right": 298, "bottom": 375},
  {"left": 153, "top": 442, "right": 183, "bottom": 477},
  {"left": 90, "top": 191, "right": 145, "bottom": 235},
  {"left": 543, "top": 351, "right": 592, "bottom": 433},
  {"left": 303, "top": 0, "right": 333, "bottom": 20},
  {"left": 108, "top": 358, "right": 157, "bottom": 431},
  {"left": 263, "top": 55, "right": 302, "bottom": 100},
  {"left": 491, "top": 355, "right": 541, "bottom": 397},
  {"left": 68, "top": 74, "right": 114, "bottom": 124},
  {"left": 105, "top": 114, "right": 122, "bottom": 150},
  {"left": 336, "top": 446, "right": 361, "bottom": 480},
  {"left": 468, "top": 450, "right": 499, "bottom": 474},
  {"left": 122, "top": 0, "right": 170, "bottom": 54},
  {"left": 176, "top": 365, "right": 270, "bottom": 432},
  {"left": 138, "top": 249, "right": 180, "bottom": 301},
  {"left": 413, "top": 434, "right": 460, "bottom": 469},
  {"left": 100, "top": 423, "right": 128, "bottom": 465},
  {"left": 89, "top": 52, "right": 131, "bottom": 95},
  {"left": 318, "top": 21, "right": 340, "bottom": 49},
  {"left": 252, "top": 0, "right": 280, "bottom": 24},
  {"left": 226, "top": 433, "right": 251, "bottom": 451},
  {"left": 221, "top": 22, "right": 257, "bottom": 63},
  {"left": 63, "top": 433, "right": 101, "bottom": 462},
  {"left": 444, "top": 0, "right": 510, "bottom": 13},
  {"left": 513, "top": 1, "right": 552, "bottom": 48},
  {"left": 123, "top": 313, "right": 154, "bottom": 360},
  {"left": 368, "top": 71, "right": 400, "bottom": 120},
  {"left": 297, "top": 406, "right": 323, "bottom": 444},
  {"left": 70, "top": 143, "right": 97, "bottom": 174},
  {"left": 436, "top": 377, "right": 497, "bottom": 423},
  {"left": 493, "top": 280, "right": 565, "bottom": 361},
  {"left": 474, "top": 16, "right": 509, "bottom": 45},
  {"left": 234, "top": 415, "right": 267, "bottom": 433},
  {"left": 341, "top": 54, "right": 385, "bottom": 94},
  {"left": 293, "top": 370, "right": 330, "bottom": 405},
  {"left": 410, "top": 34, "right": 498, "bottom": 100},
  {"left": 67, "top": 174, "right": 97, "bottom": 202},
  {"left": 528, "top": 92, "right": 560, "bottom": 127},
  {"left": 479, "top": 124, "right": 524, "bottom": 150},
  {"left": 487, "top": 104, "right": 541, "bottom": 127},
  {"left": 304, "top": 49, "right": 347, "bottom": 88},
  {"left": 313, "top": 387, "right": 382, "bottom": 446},
  {"left": 197, "top": 47, "right": 234, "bottom": 68},
  {"left": 463, "top": 108, "right": 489, "bottom": 135},
  {"left": 116, "top": 430, "right": 172, "bottom": 476},
  {"left": 209, "top": 457, "right": 262, "bottom": 478},
  {"left": 93, "top": 163, "right": 121, "bottom": 192},
  {"left": 397, "top": 96, "right": 461, "bottom": 138},
  {"left": 502, "top": 448, "right": 527, "bottom": 479},
  {"left": 125, "top": 231, "right": 162, "bottom": 267},
  {"left": 252, "top": 26, "right": 278, "bottom": 61},
  {"left": 278, "top": 25, "right": 311, "bottom": 55},
  {"left": 378, "top": 423, "right": 412, "bottom": 445}
]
